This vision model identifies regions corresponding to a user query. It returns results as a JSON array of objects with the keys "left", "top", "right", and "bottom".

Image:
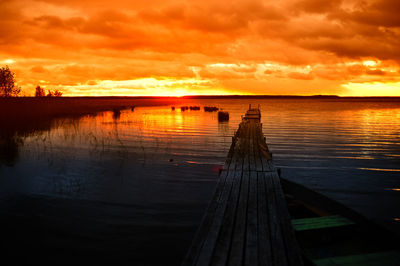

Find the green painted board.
[
  {"left": 314, "top": 250, "right": 400, "bottom": 266},
  {"left": 292, "top": 215, "right": 354, "bottom": 231}
]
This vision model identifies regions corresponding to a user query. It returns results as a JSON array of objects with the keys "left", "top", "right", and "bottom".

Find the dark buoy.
[
  {"left": 171, "top": 106, "right": 175, "bottom": 111},
  {"left": 204, "top": 106, "right": 219, "bottom": 112},
  {"left": 131, "top": 106, "right": 135, "bottom": 111},
  {"left": 218, "top": 111, "right": 229, "bottom": 122}
]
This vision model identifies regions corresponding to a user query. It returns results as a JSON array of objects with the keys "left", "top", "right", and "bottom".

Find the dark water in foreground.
[{"left": 1, "top": 98, "right": 400, "bottom": 265}]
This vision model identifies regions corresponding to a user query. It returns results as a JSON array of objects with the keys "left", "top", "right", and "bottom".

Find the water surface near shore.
[{"left": 1, "top": 98, "right": 399, "bottom": 265}]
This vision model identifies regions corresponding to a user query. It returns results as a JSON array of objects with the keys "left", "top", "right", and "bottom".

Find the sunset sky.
[{"left": 1, "top": 0, "right": 399, "bottom": 96}]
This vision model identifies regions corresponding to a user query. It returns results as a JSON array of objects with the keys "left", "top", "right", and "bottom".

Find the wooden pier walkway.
[{"left": 182, "top": 107, "right": 304, "bottom": 266}]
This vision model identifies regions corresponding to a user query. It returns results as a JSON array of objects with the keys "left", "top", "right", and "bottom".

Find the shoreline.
[
  {"left": 2, "top": 95, "right": 399, "bottom": 119},
  {"left": 0, "top": 97, "right": 181, "bottom": 121}
]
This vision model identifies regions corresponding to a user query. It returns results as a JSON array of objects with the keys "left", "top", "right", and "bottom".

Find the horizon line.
[{"left": 11, "top": 95, "right": 400, "bottom": 98}]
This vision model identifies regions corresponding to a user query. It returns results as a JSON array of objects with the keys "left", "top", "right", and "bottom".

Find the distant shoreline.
[
  {"left": 181, "top": 95, "right": 400, "bottom": 100},
  {"left": 4, "top": 95, "right": 400, "bottom": 99},
  {"left": 0, "top": 97, "right": 180, "bottom": 122},
  {"left": 1, "top": 95, "right": 399, "bottom": 123}
]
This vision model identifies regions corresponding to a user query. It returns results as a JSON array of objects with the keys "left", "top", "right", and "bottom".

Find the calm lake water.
[{"left": 1, "top": 98, "right": 400, "bottom": 265}]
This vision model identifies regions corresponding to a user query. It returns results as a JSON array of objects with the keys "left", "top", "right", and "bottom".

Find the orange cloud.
[
  {"left": 0, "top": 0, "right": 399, "bottom": 96},
  {"left": 288, "top": 72, "right": 314, "bottom": 80}
]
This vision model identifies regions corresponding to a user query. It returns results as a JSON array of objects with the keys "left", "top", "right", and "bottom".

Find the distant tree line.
[
  {"left": 35, "top": 86, "right": 62, "bottom": 97},
  {"left": 1, "top": 65, "right": 63, "bottom": 97}
]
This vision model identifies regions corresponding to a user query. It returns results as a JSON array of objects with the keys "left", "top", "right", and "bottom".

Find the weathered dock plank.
[
  {"left": 256, "top": 171, "right": 273, "bottom": 266},
  {"left": 264, "top": 172, "right": 289, "bottom": 266},
  {"left": 245, "top": 171, "right": 258, "bottom": 265},
  {"left": 182, "top": 107, "right": 303, "bottom": 266},
  {"left": 228, "top": 170, "right": 249, "bottom": 266}
]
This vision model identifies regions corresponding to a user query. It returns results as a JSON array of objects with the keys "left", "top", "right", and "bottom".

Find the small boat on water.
[{"left": 280, "top": 176, "right": 400, "bottom": 266}]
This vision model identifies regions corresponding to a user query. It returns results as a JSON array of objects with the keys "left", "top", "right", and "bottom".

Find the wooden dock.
[{"left": 182, "top": 107, "right": 304, "bottom": 266}]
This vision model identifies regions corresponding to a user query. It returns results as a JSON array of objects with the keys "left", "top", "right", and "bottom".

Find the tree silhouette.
[
  {"left": 53, "top": 90, "right": 63, "bottom": 97},
  {"left": 35, "top": 86, "right": 45, "bottom": 97},
  {"left": 46, "top": 89, "right": 63, "bottom": 97},
  {"left": 0, "top": 66, "right": 21, "bottom": 97}
]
